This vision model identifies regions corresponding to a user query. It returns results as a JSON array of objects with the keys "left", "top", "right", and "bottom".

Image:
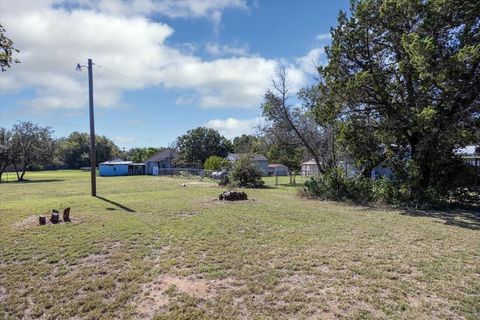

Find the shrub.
[
  {"left": 303, "top": 168, "right": 372, "bottom": 203},
  {"left": 204, "top": 156, "right": 229, "bottom": 171},
  {"left": 229, "top": 154, "right": 264, "bottom": 188}
]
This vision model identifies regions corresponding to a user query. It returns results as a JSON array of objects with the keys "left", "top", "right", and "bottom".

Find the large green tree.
[
  {"left": 10, "top": 122, "right": 55, "bottom": 181},
  {"left": 57, "top": 132, "right": 120, "bottom": 168},
  {"left": 313, "top": 0, "right": 480, "bottom": 199},
  {"left": 176, "top": 127, "right": 232, "bottom": 165}
]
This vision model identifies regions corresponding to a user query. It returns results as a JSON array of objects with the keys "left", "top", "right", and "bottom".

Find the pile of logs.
[
  {"left": 218, "top": 191, "right": 248, "bottom": 201},
  {"left": 39, "top": 207, "right": 71, "bottom": 225}
]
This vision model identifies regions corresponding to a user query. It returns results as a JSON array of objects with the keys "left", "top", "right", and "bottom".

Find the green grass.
[{"left": 0, "top": 170, "right": 479, "bottom": 319}]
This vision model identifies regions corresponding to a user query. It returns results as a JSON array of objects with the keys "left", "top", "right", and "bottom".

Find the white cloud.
[
  {"left": 315, "top": 33, "right": 331, "bottom": 41},
  {"left": 205, "top": 42, "right": 250, "bottom": 57},
  {"left": 205, "top": 117, "right": 261, "bottom": 139},
  {"left": 1, "top": 0, "right": 311, "bottom": 111},
  {"left": 296, "top": 48, "right": 325, "bottom": 75}
]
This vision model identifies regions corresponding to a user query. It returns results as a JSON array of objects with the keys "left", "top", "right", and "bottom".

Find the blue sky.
[{"left": 0, "top": 0, "right": 349, "bottom": 148}]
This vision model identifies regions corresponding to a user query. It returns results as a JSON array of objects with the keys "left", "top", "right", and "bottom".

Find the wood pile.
[{"left": 218, "top": 191, "right": 248, "bottom": 201}]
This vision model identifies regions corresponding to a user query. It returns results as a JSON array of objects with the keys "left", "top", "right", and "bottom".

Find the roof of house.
[
  {"left": 145, "top": 148, "right": 178, "bottom": 162},
  {"left": 455, "top": 145, "right": 479, "bottom": 157},
  {"left": 268, "top": 164, "right": 288, "bottom": 168},
  {"left": 100, "top": 160, "right": 132, "bottom": 165},
  {"left": 227, "top": 153, "right": 268, "bottom": 161},
  {"left": 302, "top": 159, "right": 318, "bottom": 165}
]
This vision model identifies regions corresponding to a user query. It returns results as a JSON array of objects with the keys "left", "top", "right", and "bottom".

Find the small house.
[
  {"left": 226, "top": 153, "right": 269, "bottom": 176},
  {"left": 99, "top": 160, "right": 145, "bottom": 176},
  {"left": 145, "top": 149, "right": 178, "bottom": 175},
  {"left": 456, "top": 145, "right": 479, "bottom": 167},
  {"left": 268, "top": 164, "right": 289, "bottom": 176},
  {"left": 301, "top": 159, "right": 320, "bottom": 176}
]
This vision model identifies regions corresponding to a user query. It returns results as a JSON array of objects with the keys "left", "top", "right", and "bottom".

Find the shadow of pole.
[{"left": 95, "top": 196, "right": 136, "bottom": 212}]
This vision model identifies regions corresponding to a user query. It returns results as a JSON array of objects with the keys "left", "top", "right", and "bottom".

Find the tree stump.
[
  {"left": 50, "top": 210, "right": 60, "bottom": 224},
  {"left": 39, "top": 216, "right": 46, "bottom": 225},
  {"left": 63, "top": 207, "right": 71, "bottom": 222}
]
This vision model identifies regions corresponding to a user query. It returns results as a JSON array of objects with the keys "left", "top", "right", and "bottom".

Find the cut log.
[
  {"left": 51, "top": 210, "right": 60, "bottom": 224},
  {"left": 63, "top": 207, "right": 71, "bottom": 222},
  {"left": 39, "top": 216, "right": 46, "bottom": 225}
]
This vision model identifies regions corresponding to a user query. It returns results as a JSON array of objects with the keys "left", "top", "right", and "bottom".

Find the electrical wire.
[{"left": 94, "top": 64, "right": 149, "bottom": 86}]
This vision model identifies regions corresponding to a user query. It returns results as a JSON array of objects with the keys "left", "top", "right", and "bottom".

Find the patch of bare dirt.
[
  {"left": 135, "top": 275, "right": 210, "bottom": 318},
  {"left": 135, "top": 275, "right": 240, "bottom": 318},
  {"left": 12, "top": 215, "right": 83, "bottom": 230}
]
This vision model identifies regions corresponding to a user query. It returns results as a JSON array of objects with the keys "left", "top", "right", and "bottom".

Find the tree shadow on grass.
[
  {"left": 400, "top": 208, "right": 480, "bottom": 231},
  {"left": 0, "top": 179, "right": 65, "bottom": 184},
  {"left": 95, "top": 196, "right": 136, "bottom": 213}
]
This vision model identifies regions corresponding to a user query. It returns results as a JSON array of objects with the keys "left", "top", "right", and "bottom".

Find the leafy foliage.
[
  {"left": 0, "top": 24, "right": 19, "bottom": 72},
  {"left": 177, "top": 127, "right": 232, "bottom": 165},
  {"left": 303, "top": 168, "right": 373, "bottom": 203},
  {"left": 57, "top": 132, "right": 120, "bottom": 168},
  {"left": 229, "top": 154, "right": 264, "bottom": 188},
  {"left": 203, "top": 155, "right": 229, "bottom": 171},
  {"left": 310, "top": 0, "right": 480, "bottom": 202},
  {"left": 9, "top": 122, "right": 55, "bottom": 181},
  {"left": 125, "top": 147, "right": 162, "bottom": 163}
]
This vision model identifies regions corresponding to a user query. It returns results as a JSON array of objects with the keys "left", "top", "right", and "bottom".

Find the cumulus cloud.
[
  {"left": 205, "top": 117, "right": 261, "bottom": 139},
  {"left": 1, "top": 0, "right": 312, "bottom": 111},
  {"left": 315, "top": 32, "right": 331, "bottom": 41},
  {"left": 296, "top": 48, "right": 325, "bottom": 75},
  {"left": 205, "top": 42, "right": 251, "bottom": 57}
]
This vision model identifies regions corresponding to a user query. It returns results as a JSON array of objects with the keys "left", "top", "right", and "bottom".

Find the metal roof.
[
  {"left": 455, "top": 145, "right": 479, "bottom": 157},
  {"left": 145, "top": 148, "right": 178, "bottom": 162},
  {"left": 100, "top": 160, "right": 132, "bottom": 165},
  {"left": 227, "top": 153, "right": 268, "bottom": 161}
]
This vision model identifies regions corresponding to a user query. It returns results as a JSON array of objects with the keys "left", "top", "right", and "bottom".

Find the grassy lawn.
[{"left": 0, "top": 170, "right": 479, "bottom": 319}]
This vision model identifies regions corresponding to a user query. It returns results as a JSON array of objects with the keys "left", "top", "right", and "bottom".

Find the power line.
[{"left": 94, "top": 64, "right": 148, "bottom": 86}]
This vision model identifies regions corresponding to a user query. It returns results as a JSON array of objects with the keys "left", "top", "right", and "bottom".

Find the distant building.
[
  {"left": 99, "top": 160, "right": 145, "bottom": 176},
  {"left": 456, "top": 145, "right": 479, "bottom": 167},
  {"left": 226, "top": 153, "right": 269, "bottom": 176},
  {"left": 301, "top": 159, "right": 320, "bottom": 176},
  {"left": 268, "top": 164, "right": 289, "bottom": 176},
  {"left": 145, "top": 149, "right": 178, "bottom": 175}
]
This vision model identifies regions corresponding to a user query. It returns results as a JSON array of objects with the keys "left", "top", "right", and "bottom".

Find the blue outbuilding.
[{"left": 99, "top": 160, "right": 145, "bottom": 176}]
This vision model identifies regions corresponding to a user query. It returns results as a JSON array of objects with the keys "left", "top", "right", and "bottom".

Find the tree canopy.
[
  {"left": 312, "top": 0, "right": 480, "bottom": 200},
  {"left": 176, "top": 127, "right": 232, "bottom": 165}
]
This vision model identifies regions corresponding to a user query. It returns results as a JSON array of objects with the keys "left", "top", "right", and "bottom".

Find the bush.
[
  {"left": 204, "top": 156, "right": 229, "bottom": 171},
  {"left": 229, "top": 154, "right": 264, "bottom": 188},
  {"left": 303, "top": 168, "right": 372, "bottom": 203}
]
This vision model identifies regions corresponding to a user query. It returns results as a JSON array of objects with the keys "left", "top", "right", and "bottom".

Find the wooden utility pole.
[{"left": 88, "top": 58, "right": 97, "bottom": 196}]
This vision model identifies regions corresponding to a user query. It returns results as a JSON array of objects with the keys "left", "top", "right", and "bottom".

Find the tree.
[
  {"left": 57, "top": 132, "right": 120, "bottom": 168},
  {"left": 125, "top": 147, "right": 162, "bottom": 163},
  {"left": 266, "top": 142, "right": 304, "bottom": 183},
  {"left": 262, "top": 66, "right": 335, "bottom": 174},
  {"left": 313, "top": 0, "right": 480, "bottom": 200},
  {"left": 232, "top": 134, "right": 262, "bottom": 154},
  {"left": 0, "top": 24, "right": 20, "bottom": 72},
  {"left": 204, "top": 155, "right": 229, "bottom": 170},
  {"left": 10, "top": 122, "right": 55, "bottom": 181},
  {"left": 229, "top": 154, "right": 264, "bottom": 187},
  {"left": 0, "top": 128, "right": 14, "bottom": 181},
  {"left": 176, "top": 127, "right": 232, "bottom": 165}
]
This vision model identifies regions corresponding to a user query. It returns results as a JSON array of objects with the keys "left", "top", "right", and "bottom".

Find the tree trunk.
[
  {"left": 12, "top": 162, "right": 21, "bottom": 181},
  {"left": 20, "top": 168, "right": 26, "bottom": 181}
]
